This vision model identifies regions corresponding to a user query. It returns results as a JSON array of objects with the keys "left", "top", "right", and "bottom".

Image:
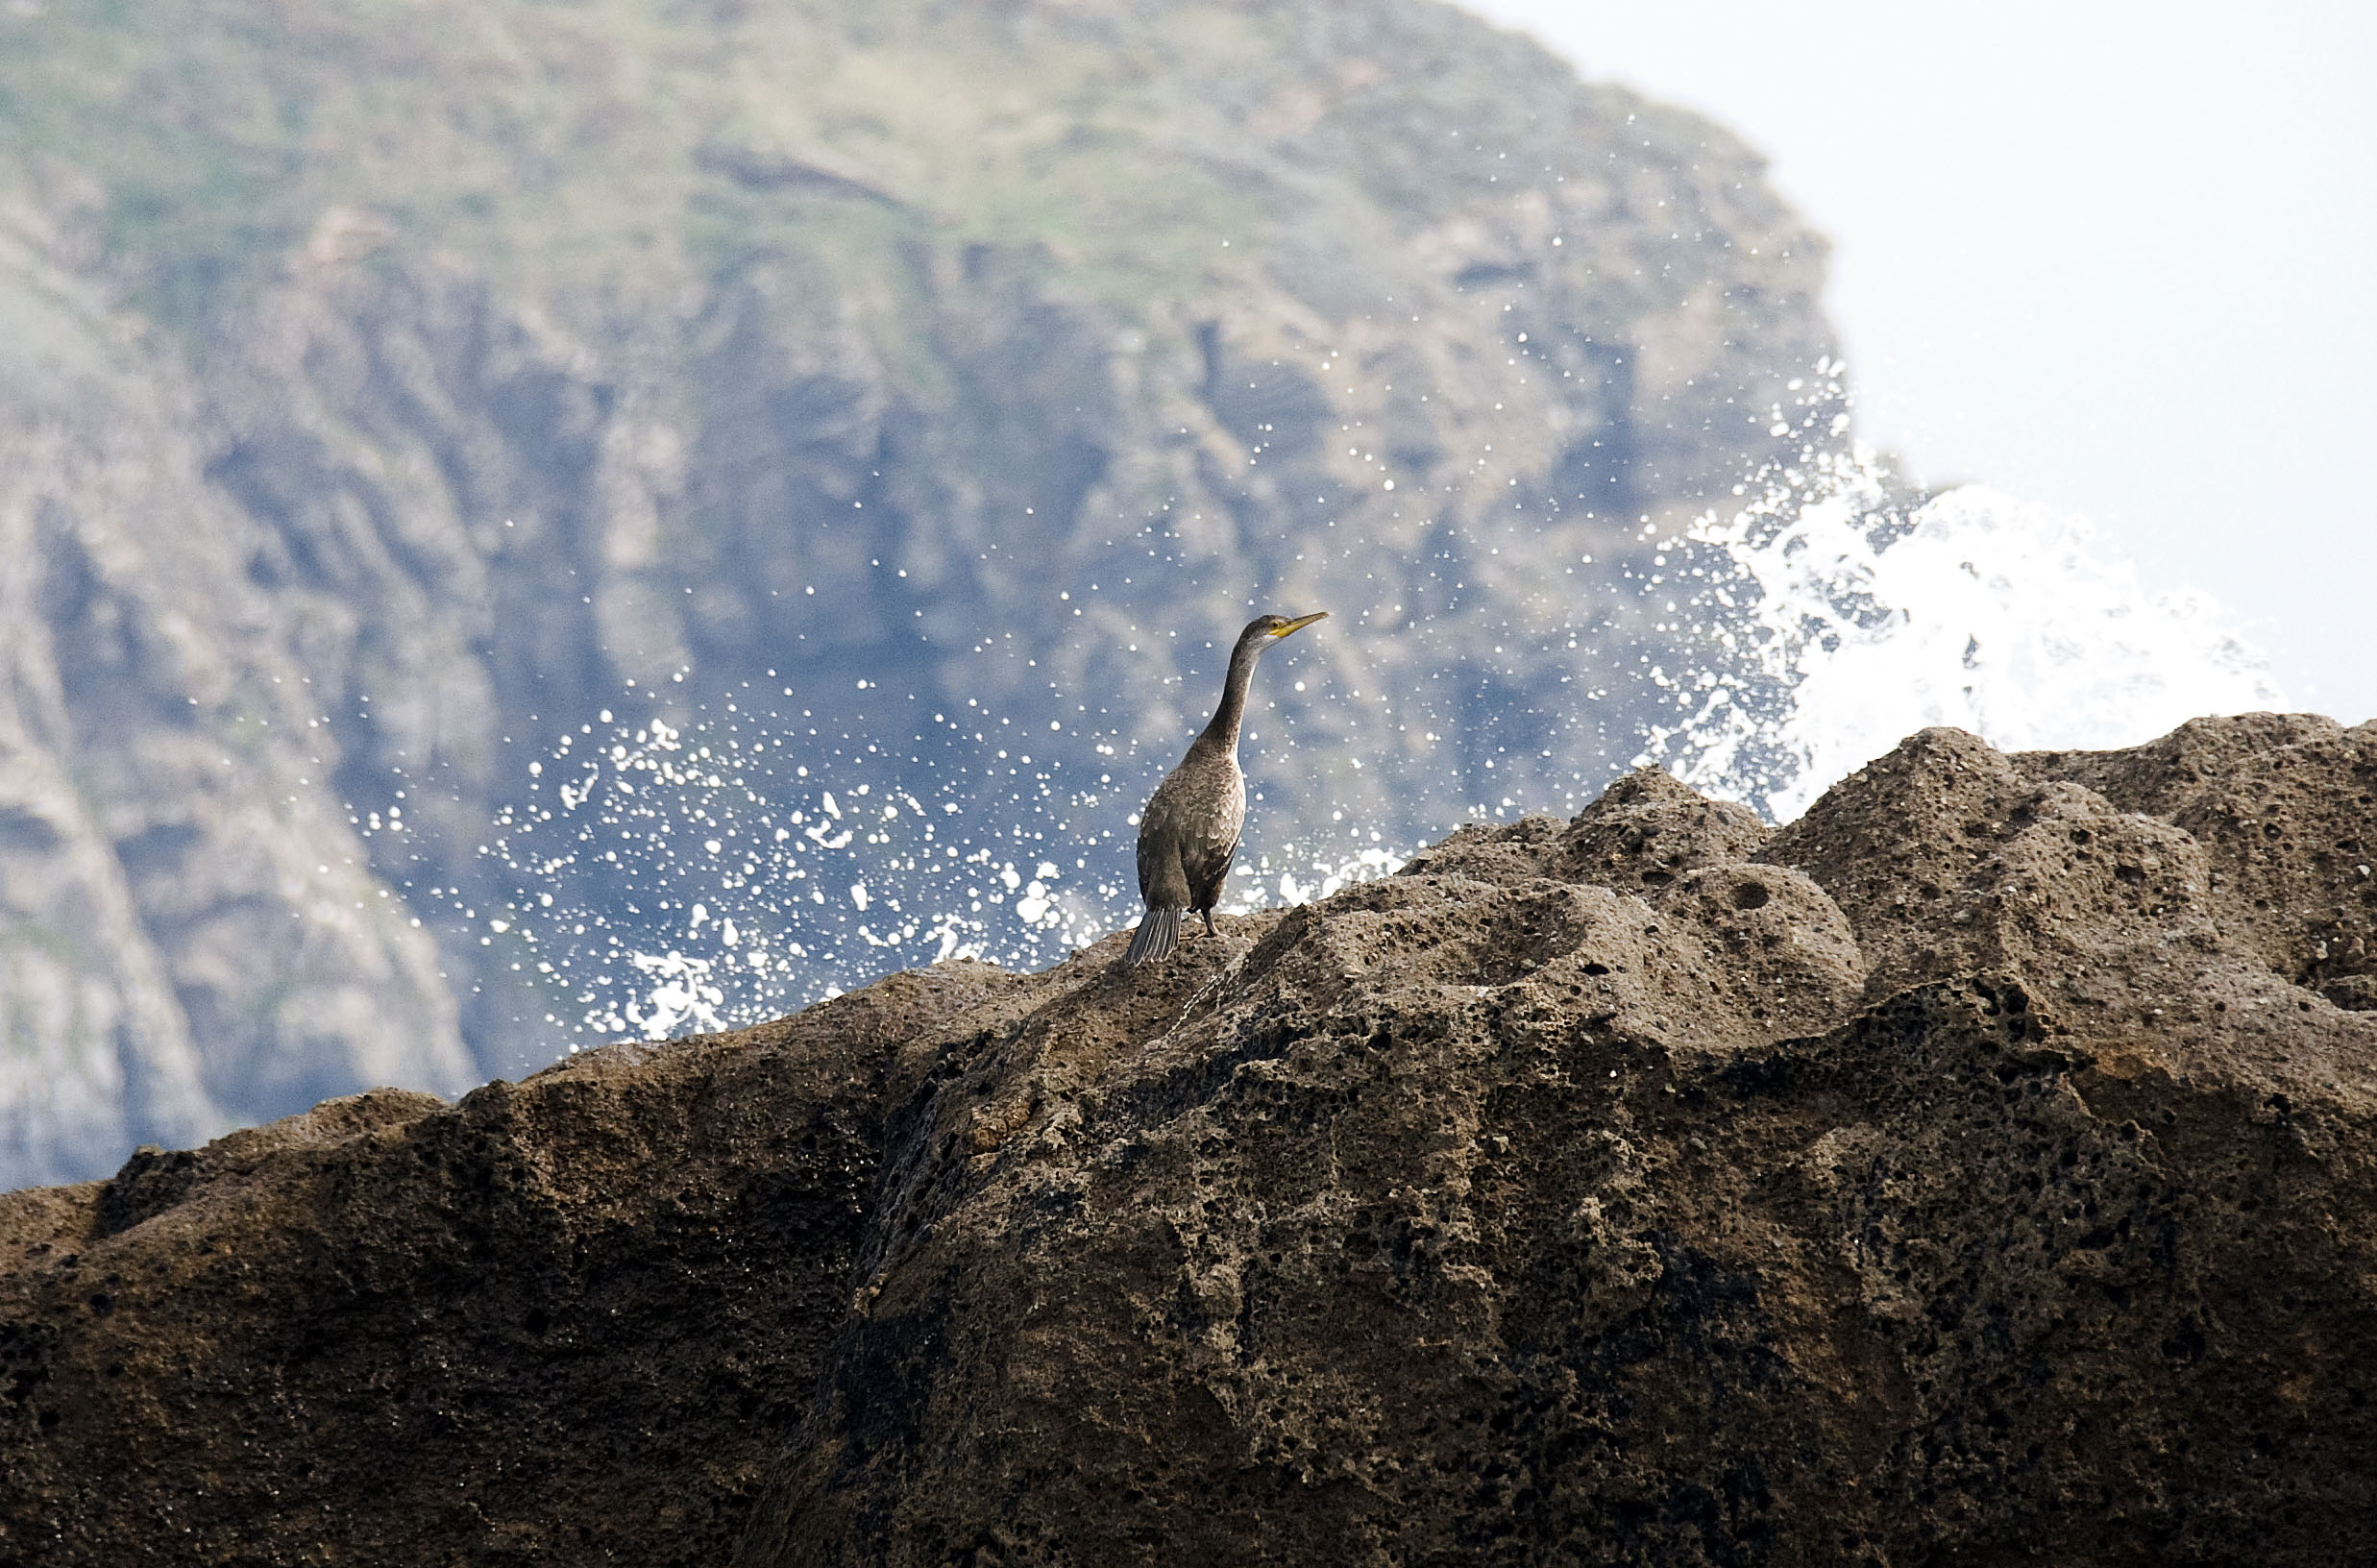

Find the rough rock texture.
[
  {"left": 0, "top": 965, "right": 1037, "bottom": 1566},
  {"left": 2013, "top": 713, "right": 2377, "bottom": 1013},
  {"left": 0, "top": 0, "right": 1839, "bottom": 1183},
  {"left": 7, "top": 716, "right": 2372, "bottom": 1566}
]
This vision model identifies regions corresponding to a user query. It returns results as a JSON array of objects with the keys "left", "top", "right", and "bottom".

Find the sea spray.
[
  {"left": 481, "top": 684, "right": 1416, "bottom": 1042},
  {"left": 1640, "top": 433, "right": 2282, "bottom": 821},
  {"left": 488, "top": 380, "right": 2279, "bottom": 1043}
]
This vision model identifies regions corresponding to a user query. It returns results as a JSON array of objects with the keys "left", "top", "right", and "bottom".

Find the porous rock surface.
[{"left": 4, "top": 716, "right": 2375, "bottom": 1565}]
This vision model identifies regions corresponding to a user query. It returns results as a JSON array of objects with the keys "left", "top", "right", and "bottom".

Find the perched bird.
[{"left": 1122, "top": 610, "right": 1327, "bottom": 967}]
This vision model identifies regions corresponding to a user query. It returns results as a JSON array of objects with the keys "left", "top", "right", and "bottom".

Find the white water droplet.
[{"left": 1652, "top": 451, "right": 2280, "bottom": 821}]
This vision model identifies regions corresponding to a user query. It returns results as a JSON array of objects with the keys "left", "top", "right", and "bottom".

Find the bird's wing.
[
  {"left": 1202, "top": 837, "right": 1239, "bottom": 912},
  {"left": 1137, "top": 773, "right": 1189, "bottom": 906},
  {"left": 1185, "top": 774, "right": 1245, "bottom": 913}
]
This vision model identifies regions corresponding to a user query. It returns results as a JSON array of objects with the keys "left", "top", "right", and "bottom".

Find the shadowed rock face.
[{"left": 4, "top": 717, "right": 2375, "bottom": 1565}]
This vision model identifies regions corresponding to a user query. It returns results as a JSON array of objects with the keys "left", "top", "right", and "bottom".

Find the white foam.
[
  {"left": 1639, "top": 438, "right": 2281, "bottom": 821},
  {"left": 485, "top": 380, "right": 2280, "bottom": 1042}
]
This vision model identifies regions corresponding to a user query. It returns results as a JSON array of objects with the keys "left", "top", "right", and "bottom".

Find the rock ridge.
[{"left": 3, "top": 715, "right": 2374, "bottom": 1565}]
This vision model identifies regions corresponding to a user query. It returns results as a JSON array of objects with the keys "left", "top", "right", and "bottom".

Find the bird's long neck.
[{"left": 1196, "top": 636, "right": 1265, "bottom": 754}]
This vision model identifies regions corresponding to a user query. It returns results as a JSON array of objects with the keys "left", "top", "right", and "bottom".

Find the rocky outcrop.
[
  {"left": 0, "top": 0, "right": 1838, "bottom": 1183},
  {"left": 4, "top": 716, "right": 2372, "bottom": 1565}
]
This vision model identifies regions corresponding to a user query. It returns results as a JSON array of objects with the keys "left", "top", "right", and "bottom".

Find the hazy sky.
[{"left": 1460, "top": 0, "right": 2377, "bottom": 723}]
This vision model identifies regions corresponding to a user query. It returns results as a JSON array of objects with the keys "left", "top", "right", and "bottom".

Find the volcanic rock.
[{"left": 4, "top": 716, "right": 2374, "bottom": 1565}]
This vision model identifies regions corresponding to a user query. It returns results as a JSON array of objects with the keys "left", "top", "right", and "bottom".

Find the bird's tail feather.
[{"left": 1123, "top": 905, "right": 1182, "bottom": 968}]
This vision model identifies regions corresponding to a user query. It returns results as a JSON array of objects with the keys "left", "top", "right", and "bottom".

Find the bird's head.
[{"left": 1238, "top": 610, "right": 1327, "bottom": 651}]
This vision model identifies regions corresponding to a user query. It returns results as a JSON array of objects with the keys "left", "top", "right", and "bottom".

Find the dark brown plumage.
[{"left": 1122, "top": 611, "right": 1326, "bottom": 967}]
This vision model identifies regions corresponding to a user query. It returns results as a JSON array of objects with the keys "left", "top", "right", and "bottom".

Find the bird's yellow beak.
[{"left": 1271, "top": 611, "right": 1328, "bottom": 638}]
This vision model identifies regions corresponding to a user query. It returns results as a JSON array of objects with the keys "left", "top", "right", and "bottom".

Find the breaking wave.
[
  {"left": 490, "top": 372, "right": 2279, "bottom": 1044},
  {"left": 1642, "top": 421, "right": 2282, "bottom": 821}
]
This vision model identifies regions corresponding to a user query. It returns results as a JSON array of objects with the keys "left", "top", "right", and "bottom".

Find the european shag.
[{"left": 1122, "top": 611, "right": 1327, "bottom": 967}]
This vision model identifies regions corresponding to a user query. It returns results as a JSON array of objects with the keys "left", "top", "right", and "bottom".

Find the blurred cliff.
[{"left": 0, "top": 0, "right": 1833, "bottom": 1186}]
